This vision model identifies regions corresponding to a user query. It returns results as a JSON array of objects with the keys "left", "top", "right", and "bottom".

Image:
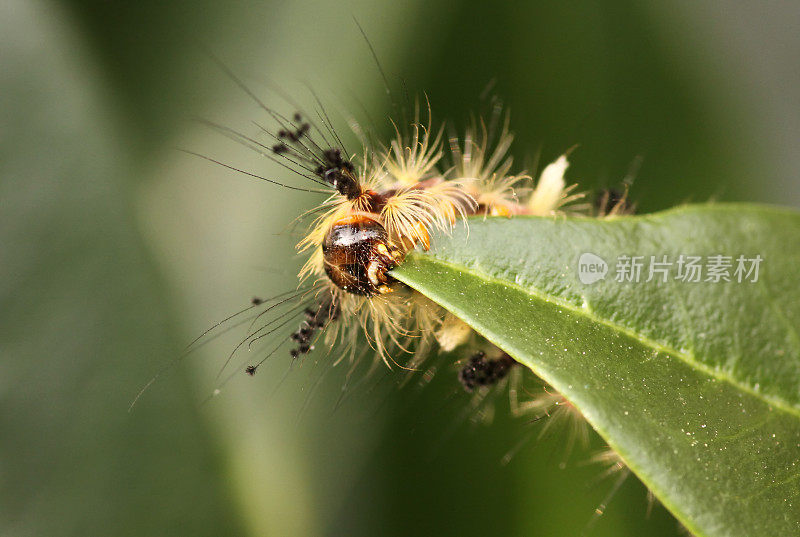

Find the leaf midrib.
[{"left": 403, "top": 252, "right": 800, "bottom": 420}]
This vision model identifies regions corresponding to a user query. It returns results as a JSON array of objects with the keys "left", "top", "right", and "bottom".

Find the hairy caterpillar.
[
  {"left": 125, "top": 48, "right": 653, "bottom": 531},
  {"left": 178, "top": 56, "right": 636, "bottom": 403},
  {"left": 226, "top": 107, "right": 584, "bottom": 377},
  {"left": 137, "top": 39, "right": 636, "bottom": 436}
]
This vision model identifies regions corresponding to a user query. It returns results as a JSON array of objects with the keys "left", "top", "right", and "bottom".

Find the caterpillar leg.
[{"left": 458, "top": 350, "right": 517, "bottom": 392}]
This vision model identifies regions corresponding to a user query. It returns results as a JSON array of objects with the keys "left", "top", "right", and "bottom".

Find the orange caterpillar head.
[{"left": 321, "top": 212, "right": 401, "bottom": 296}]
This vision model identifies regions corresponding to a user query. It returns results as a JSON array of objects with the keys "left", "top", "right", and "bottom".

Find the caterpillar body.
[
  {"left": 240, "top": 105, "right": 585, "bottom": 378},
  {"left": 196, "top": 87, "right": 635, "bottom": 397},
  {"left": 138, "top": 41, "right": 659, "bottom": 534},
  {"left": 179, "top": 54, "right": 633, "bottom": 418}
]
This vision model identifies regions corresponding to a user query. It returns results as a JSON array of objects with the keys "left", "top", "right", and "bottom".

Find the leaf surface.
[{"left": 391, "top": 204, "right": 800, "bottom": 537}]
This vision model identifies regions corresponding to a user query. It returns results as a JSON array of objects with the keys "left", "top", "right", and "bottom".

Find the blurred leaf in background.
[
  {"left": 2, "top": 0, "right": 798, "bottom": 536},
  {"left": 0, "top": 1, "right": 243, "bottom": 536}
]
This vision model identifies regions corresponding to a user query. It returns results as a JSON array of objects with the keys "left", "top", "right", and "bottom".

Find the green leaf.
[{"left": 391, "top": 204, "right": 800, "bottom": 537}]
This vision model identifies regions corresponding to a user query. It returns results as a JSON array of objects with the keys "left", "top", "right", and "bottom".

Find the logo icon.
[{"left": 578, "top": 252, "right": 608, "bottom": 284}]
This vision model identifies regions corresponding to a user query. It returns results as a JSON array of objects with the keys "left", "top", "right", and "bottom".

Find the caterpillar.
[
  {"left": 130, "top": 36, "right": 631, "bottom": 427},
  {"left": 126, "top": 52, "right": 648, "bottom": 529},
  {"left": 133, "top": 64, "right": 634, "bottom": 430},
  {"left": 233, "top": 108, "right": 582, "bottom": 377},
  {"left": 185, "top": 62, "right": 636, "bottom": 396}
]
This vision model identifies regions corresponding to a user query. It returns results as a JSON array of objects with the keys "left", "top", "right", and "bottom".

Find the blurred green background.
[{"left": 2, "top": 1, "right": 799, "bottom": 536}]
